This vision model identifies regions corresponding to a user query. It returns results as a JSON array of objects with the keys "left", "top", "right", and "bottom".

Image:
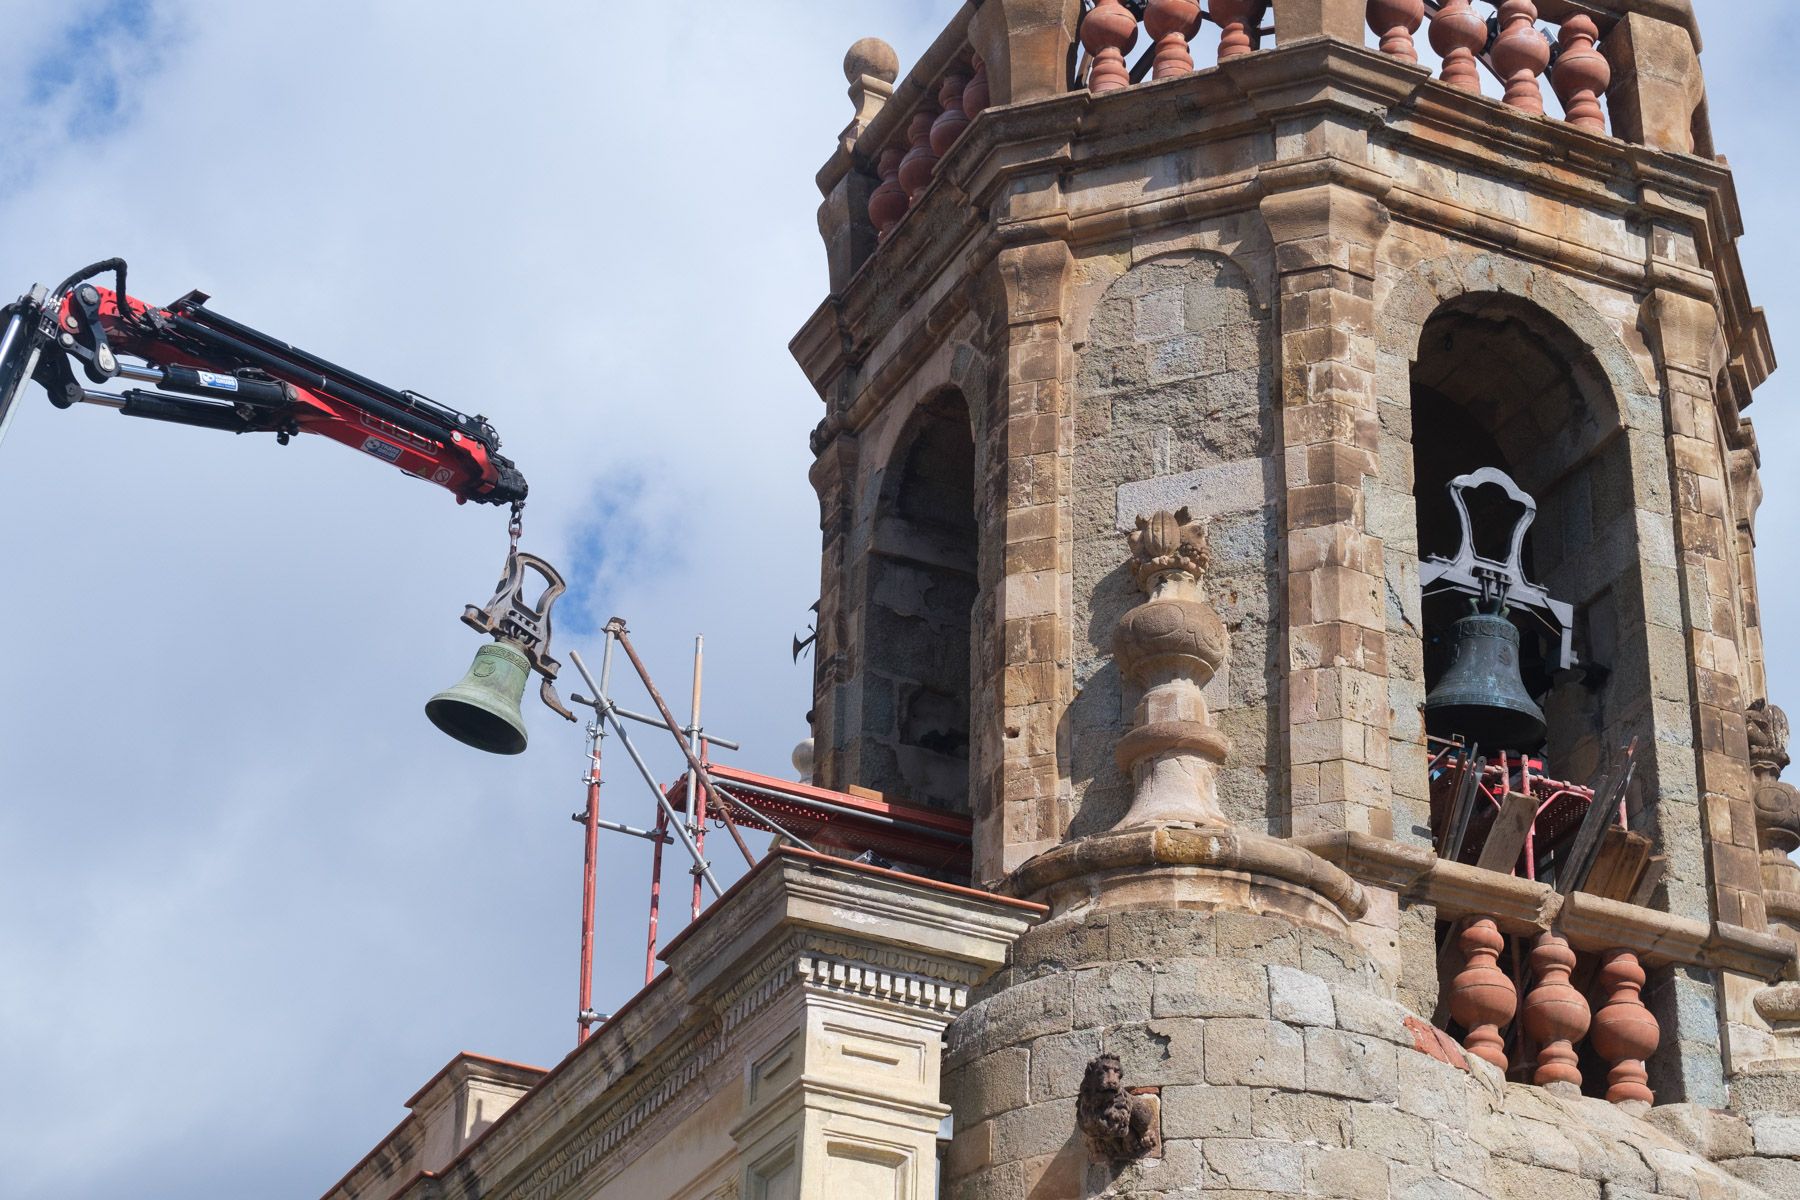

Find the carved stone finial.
[
  {"left": 1749, "top": 700, "right": 1800, "bottom": 859},
  {"left": 843, "top": 38, "right": 900, "bottom": 87},
  {"left": 1127, "top": 506, "right": 1209, "bottom": 591},
  {"left": 1077, "top": 1055, "right": 1161, "bottom": 1162},
  {"left": 1428, "top": 0, "right": 1487, "bottom": 92},
  {"left": 1749, "top": 699, "right": 1791, "bottom": 776},
  {"left": 842, "top": 38, "right": 899, "bottom": 146},
  {"left": 1113, "top": 509, "right": 1230, "bottom": 829}
]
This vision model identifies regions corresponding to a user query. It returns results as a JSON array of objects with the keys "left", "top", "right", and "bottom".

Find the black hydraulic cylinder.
[
  {"left": 118, "top": 391, "right": 246, "bottom": 432},
  {"left": 158, "top": 364, "right": 288, "bottom": 410},
  {"left": 167, "top": 313, "right": 456, "bottom": 451}
]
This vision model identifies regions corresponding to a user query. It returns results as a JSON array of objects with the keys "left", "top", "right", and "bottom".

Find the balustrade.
[
  {"left": 1432, "top": 915, "right": 1663, "bottom": 1106},
  {"left": 858, "top": 41, "right": 991, "bottom": 242},
  {"left": 1371, "top": 1, "right": 1622, "bottom": 134},
  {"left": 851, "top": 2, "right": 1695, "bottom": 252}
]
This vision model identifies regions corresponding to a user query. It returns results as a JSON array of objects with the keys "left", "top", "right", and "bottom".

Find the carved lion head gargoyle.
[{"left": 1076, "top": 1053, "right": 1161, "bottom": 1162}]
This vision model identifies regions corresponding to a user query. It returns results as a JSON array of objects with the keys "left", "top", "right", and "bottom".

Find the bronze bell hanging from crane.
[
  {"left": 1420, "top": 468, "right": 1576, "bottom": 754},
  {"left": 427, "top": 514, "right": 578, "bottom": 753}
]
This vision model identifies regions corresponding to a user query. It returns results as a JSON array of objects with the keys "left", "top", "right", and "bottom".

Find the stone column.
[
  {"left": 1645, "top": 290, "right": 1764, "bottom": 931},
  {"left": 1641, "top": 287, "right": 1747, "bottom": 1107},
  {"left": 1603, "top": 13, "right": 1709, "bottom": 154},
  {"left": 966, "top": 0, "right": 1082, "bottom": 107},
  {"left": 972, "top": 239, "right": 1077, "bottom": 883},
  {"left": 1273, "top": 0, "right": 1367, "bottom": 43},
  {"left": 815, "top": 40, "right": 898, "bottom": 292},
  {"left": 1259, "top": 179, "right": 1393, "bottom": 839},
  {"left": 808, "top": 426, "right": 861, "bottom": 794}
]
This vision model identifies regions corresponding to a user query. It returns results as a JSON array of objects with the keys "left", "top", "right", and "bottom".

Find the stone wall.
[
  {"left": 1070, "top": 248, "right": 1278, "bottom": 837},
  {"left": 943, "top": 908, "right": 1800, "bottom": 1200}
]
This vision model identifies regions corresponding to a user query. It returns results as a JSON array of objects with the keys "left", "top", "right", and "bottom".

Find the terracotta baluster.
[
  {"left": 930, "top": 69, "right": 972, "bottom": 155},
  {"left": 1449, "top": 918, "right": 1517, "bottom": 1071},
  {"left": 1143, "top": 0, "right": 1201, "bottom": 79},
  {"left": 1590, "top": 949, "right": 1659, "bottom": 1106},
  {"left": 897, "top": 102, "right": 941, "bottom": 203},
  {"left": 868, "top": 145, "right": 908, "bottom": 239},
  {"left": 1428, "top": 0, "right": 1488, "bottom": 92},
  {"left": 1212, "top": 0, "right": 1255, "bottom": 60},
  {"left": 1551, "top": 15, "right": 1610, "bottom": 132},
  {"left": 1081, "top": 0, "right": 1139, "bottom": 93},
  {"left": 1491, "top": 0, "right": 1550, "bottom": 114},
  {"left": 1522, "top": 932, "right": 1589, "bottom": 1089},
  {"left": 964, "top": 54, "right": 990, "bottom": 119},
  {"left": 1367, "top": 0, "right": 1425, "bottom": 63}
]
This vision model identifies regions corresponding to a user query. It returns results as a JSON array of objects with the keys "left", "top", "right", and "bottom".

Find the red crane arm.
[{"left": 0, "top": 260, "right": 526, "bottom": 506}]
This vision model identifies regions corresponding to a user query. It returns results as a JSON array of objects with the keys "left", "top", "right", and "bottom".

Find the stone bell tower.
[{"left": 794, "top": 2, "right": 1800, "bottom": 1196}]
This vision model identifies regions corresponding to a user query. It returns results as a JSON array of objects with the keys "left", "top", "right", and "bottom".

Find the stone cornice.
[
  {"left": 793, "top": 39, "right": 1766, "bottom": 422},
  {"left": 424, "top": 853, "right": 1038, "bottom": 1200},
  {"left": 1297, "top": 831, "right": 1797, "bottom": 981},
  {"left": 1008, "top": 822, "right": 1370, "bottom": 924}
]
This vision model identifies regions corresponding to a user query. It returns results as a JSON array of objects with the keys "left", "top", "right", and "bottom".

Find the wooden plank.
[
  {"left": 1555, "top": 745, "right": 1637, "bottom": 894},
  {"left": 1580, "top": 828, "right": 1651, "bottom": 902},
  {"left": 1474, "top": 790, "right": 1538, "bottom": 875},
  {"left": 1628, "top": 854, "right": 1669, "bottom": 908},
  {"left": 1438, "top": 752, "right": 1485, "bottom": 862}
]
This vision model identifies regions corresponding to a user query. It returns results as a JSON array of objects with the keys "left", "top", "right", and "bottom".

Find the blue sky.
[{"left": 0, "top": 3, "right": 1795, "bottom": 1197}]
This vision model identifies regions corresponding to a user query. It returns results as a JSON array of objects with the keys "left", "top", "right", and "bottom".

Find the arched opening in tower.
[
  {"left": 1408, "top": 295, "right": 1639, "bottom": 786},
  {"left": 859, "top": 390, "right": 978, "bottom": 813}
]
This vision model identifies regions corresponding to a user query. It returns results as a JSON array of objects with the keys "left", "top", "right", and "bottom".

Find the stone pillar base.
[{"left": 1007, "top": 822, "right": 1368, "bottom": 936}]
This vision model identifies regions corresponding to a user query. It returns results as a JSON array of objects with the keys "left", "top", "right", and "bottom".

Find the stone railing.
[
  {"left": 1077, "top": 0, "right": 1276, "bottom": 87},
  {"left": 1298, "top": 829, "right": 1797, "bottom": 1107},
  {"left": 865, "top": 49, "right": 989, "bottom": 240},
  {"left": 821, "top": 0, "right": 1710, "bottom": 282},
  {"left": 1065, "top": 0, "right": 1720, "bottom": 148},
  {"left": 1075, "top": 1, "right": 1611, "bottom": 133},
  {"left": 1445, "top": 918, "right": 1660, "bottom": 1105},
  {"left": 1378, "top": 1, "right": 1611, "bottom": 131}
]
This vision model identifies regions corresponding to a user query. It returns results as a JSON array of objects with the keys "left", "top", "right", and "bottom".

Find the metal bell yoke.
[
  {"left": 1420, "top": 467, "right": 1576, "bottom": 753},
  {"left": 427, "top": 547, "right": 578, "bottom": 754}
]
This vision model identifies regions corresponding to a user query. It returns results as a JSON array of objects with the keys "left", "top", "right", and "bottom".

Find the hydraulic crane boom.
[{"left": 0, "top": 258, "right": 526, "bottom": 505}]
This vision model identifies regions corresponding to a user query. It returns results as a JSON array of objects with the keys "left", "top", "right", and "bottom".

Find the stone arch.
[
  {"left": 852, "top": 386, "right": 981, "bottom": 815},
  {"left": 1068, "top": 247, "right": 1280, "bottom": 836},
  {"left": 1372, "top": 254, "right": 1686, "bottom": 860}
]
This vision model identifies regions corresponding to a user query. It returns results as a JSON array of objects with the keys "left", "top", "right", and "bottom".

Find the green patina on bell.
[
  {"left": 1425, "top": 608, "right": 1546, "bottom": 752},
  {"left": 426, "top": 640, "right": 532, "bottom": 755}
]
